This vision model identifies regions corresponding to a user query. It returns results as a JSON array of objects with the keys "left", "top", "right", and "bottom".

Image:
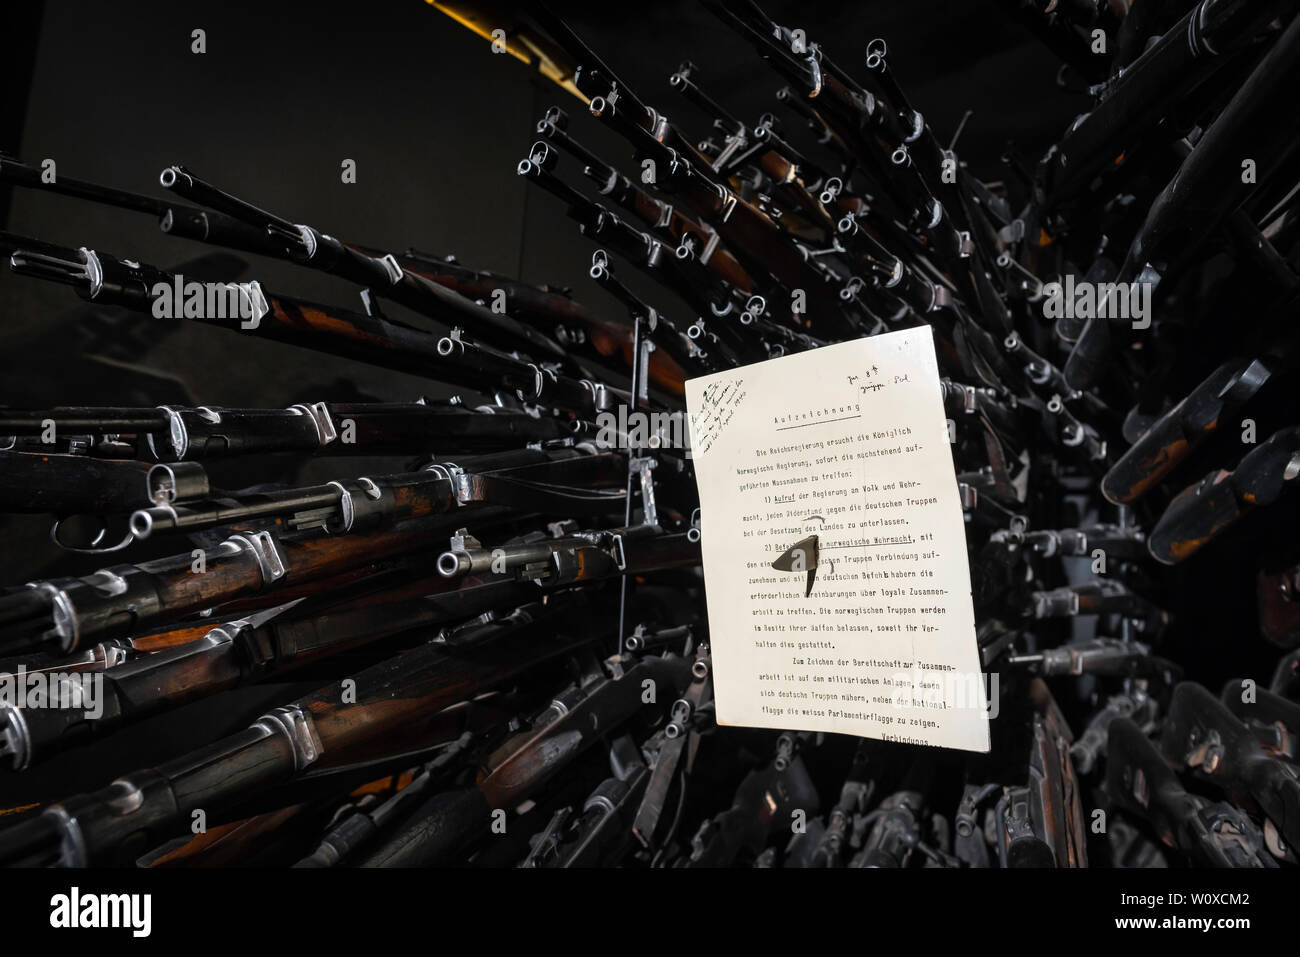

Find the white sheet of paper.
[{"left": 685, "top": 326, "right": 990, "bottom": 752}]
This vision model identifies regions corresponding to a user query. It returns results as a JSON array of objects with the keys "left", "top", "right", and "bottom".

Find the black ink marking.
[{"left": 771, "top": 534, "right": 820, "bottom": 597}]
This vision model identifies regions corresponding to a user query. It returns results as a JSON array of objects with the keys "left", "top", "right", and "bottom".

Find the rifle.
[
  {"left": 518, "top": 145, "right": 791, "bottom": 361},
  {"left": 1108, "top": 716, "right": 1277, "bottom": 867},
  {"left": 977, "top": 524, "right": 1148, "bottom": 606},
  {"left": 806, "top": 740, "right": 876, "bottom": 867},
  {"left": 1271, "top": 647, "right": 1300, "bottom": 698},
  {"left": 1065, "top": 13, "right": 1300, "bottom": 389},
  {"left": 6, "top": 237, "right": 608, "bottom": 421},
  {"left": 435, "top": 327, "right": 631, "bottom": 421},
  {"left": 628, "top": 648, "right": 713, "bottom": 848},
  {"left": 0, "top": 450, "right": 153, "bottom": 519},
  {"left": 293, "top": 730, "right": 480, "bottom": 867},
  {"left": 520, "top": 742, "right": 651, "bottom": 868},
  {"left": 129, "top": 447, "right": 628, "bottom": 540},
  {"left": 940, "top": 378, "right": 1031, "bottom": 458},
  {"left": 436, "top": 522, "right": 698, "bottom": 585},
  {"left": 995, "top": 0, "right": 1112, "bottom": 86},
  {"left": 158, "top": 165, "right": 569, "bottom": 363},
  {"left": 1160, "top": 681, "right": 1300, "bottom": 853},
  {"left": 0, "top": 581, "right": 553, "bottom": 771},
  {"left": 0, "top": 597, "right": 390, "bottom": 681},
  {"left": 1220, "top": 679, "right": 1300, "bottom": 762},
  {"left": 0, "top": 154, "right": 285, "bottom": 257},
  {"left": 355, "top": 653, "right": 694, "bottom": 866},
  {"left": 623, "top": 623, "right": 694, "bottom": 656},
  {"left": 852, "top": 789, "right": 956, "bottom": 868},
  {"left": 1038, "top": 0, "right": 1290, "bottom": 207},
  {"left": 0, "top": 606, "right": 599, "bottom": 866},
  {"left": 837, "top": 214, "right": 949, "bottom": 320},
  {"left": 1023, "top": 581, "right": 1169, "bottom": 634},
  {"left": 949, "top": 781, "right": 1001, "bottom": 868},
  {"left": 1148, "top": 426, "right": 1300, "bottom": 564},
  {"left": 0, "top": 399, "right": 571, "bottom": 461},
  {"left": 0, "top": 508, "right": 515, "bottom": 656},
  {"left": 396, "top": 247, "right": 689, "bottom": 395},
  {"left": 585, "top": 248, "right": 727, "bottom": 377},
  {"left": 1120, "top": 12, "right": 1300, "bottom": 282},
  {"left": 1007, "top": 638, "right": 1182, "bottom": 681},
  {"left": 1102, "top": 356, "right": 1274, "bottom": 504},
  {"left": 1070, "top": 690, "right": 1160, "bottom": 776},
  {"left": 0, "top": 525, "right": 702, "bottom": 777},
  {"left": 665, "top": 61, "right": 839, "bottom": 240},
  {"left": 1021, "top": 524, "right": 1148, "bottom": 561},
  {"left": 1015, "top": 680, "right": 1088, "bottom": 867},
  {"left": 708, "top": 2, "right": 1018, "bottom": 331},
  {"left": 686, "top": 733, "right": 821, "bottom": 867},
  {"left": 2, "top": 149, "right": 683, "bottom": 393},
  {"left": 527, "top": 6, "right": 858, "bottom": 337},
  {"left": 847, "top": 756, "right": 956, "bottom": 868},
  {"left": 534, "top": 107, "right": 756, "bottom": 295}
]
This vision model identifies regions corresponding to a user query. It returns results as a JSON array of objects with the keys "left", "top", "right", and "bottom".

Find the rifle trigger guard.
[
  {"left": 50, "top": 518, "right": 136, "bottom": 555},
  {"left": 230, "top": 531, "right": 288, "bottom": 584}
]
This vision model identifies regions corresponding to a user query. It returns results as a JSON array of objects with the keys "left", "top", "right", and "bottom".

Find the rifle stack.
[{"left": 0, "top": 0, "right": 1297, "bottom": 869}]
